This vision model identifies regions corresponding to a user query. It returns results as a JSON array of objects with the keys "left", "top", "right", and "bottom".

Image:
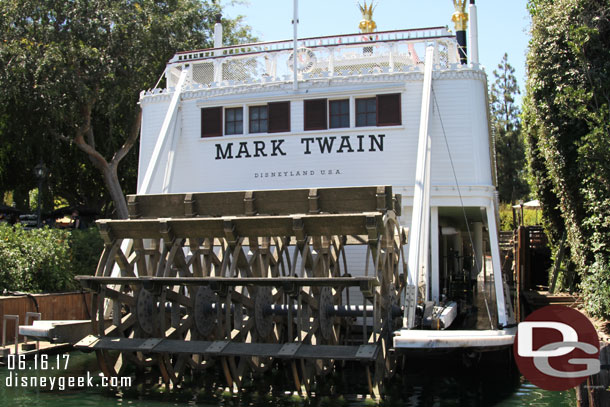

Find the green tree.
[
  {"left": 0, "top": 0, "right": 253, "bottom": 217},
  {"left": 490, "top": 53, "right": 529, "bottom": 203},
  {"left": 523, "top": 0, "right": 610, "bottom": 317}
]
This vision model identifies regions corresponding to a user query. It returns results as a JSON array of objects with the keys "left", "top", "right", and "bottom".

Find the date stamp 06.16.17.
[{"left": 4, "top": 354, "right": 131, "bottom": 391}]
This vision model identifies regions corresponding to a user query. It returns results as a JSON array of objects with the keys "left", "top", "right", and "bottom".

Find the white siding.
[
  {"left": 138, "top": 70, "right": 494, "bottom": 198},
  {"left": 138, "top": 100, "right": 172, "bottom": 193}
]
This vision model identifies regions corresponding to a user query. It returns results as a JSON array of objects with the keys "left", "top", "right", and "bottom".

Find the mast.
[{"left": 468, "top": 0, "right": 479, "bottom": 64}]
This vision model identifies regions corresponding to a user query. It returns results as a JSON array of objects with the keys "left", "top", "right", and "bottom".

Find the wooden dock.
[
  {"left": 0, "top": 291, "right": 92, "bottom": 341},
  {"left": 522, "top": 290, "right": 583, "bottom": 309}
]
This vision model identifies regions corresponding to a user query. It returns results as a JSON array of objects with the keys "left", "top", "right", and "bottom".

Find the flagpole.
[{"left": 292, "top": 0, "right": 298, "bottom": 90}]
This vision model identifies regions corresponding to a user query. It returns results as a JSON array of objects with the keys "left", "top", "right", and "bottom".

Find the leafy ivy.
[{"left": 523, "top": 0, "right": 610, "bottom": 317}]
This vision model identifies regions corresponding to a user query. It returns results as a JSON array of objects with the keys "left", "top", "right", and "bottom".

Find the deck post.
[
  {"left": 486, "top": 203, "right": 508, "bottom": 327},
  {"left": 2, "top": 315, "right": 19, "bottom": 355},
  {"left": 405, "top": 45, "right": 435, "bottom": 328},
  {"left": 472, "top": 221, "right": 483, "bottom": 274}
]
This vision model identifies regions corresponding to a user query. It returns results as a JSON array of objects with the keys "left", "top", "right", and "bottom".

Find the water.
[{"left": 0, "top": 352, "right": 575, "bottom": 407}]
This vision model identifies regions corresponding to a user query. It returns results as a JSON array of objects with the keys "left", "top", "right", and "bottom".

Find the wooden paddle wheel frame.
[{"left": 76, "top": 186, "right": 406, "bottom": 399}]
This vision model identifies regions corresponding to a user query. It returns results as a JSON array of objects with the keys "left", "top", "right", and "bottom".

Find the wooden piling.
[
  {"left": 515, "top": 226, "right": 529, "bottom": 320},
  {"left": 576, "top": 342, "right": 610, "bottom": 407}
]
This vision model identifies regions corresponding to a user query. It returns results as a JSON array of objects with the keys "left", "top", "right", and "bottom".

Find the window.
[
  {"left": 377, "top": 93, "right": 401, "bottom": 126},
  {"left": 356, "top": 98, "right": 376, "bottom": 127},
  {"left": 355, "top": 93, "right": 401, "bottom": 127},
  {"left": 249, "top": 106, "right": 268, "bottom": 133},
  {"left": 268, "top": 101, "right": 290, "bottom": 133},
  {"left": 203, "top": 102, "right": 290, "bottom": 137},
  {"left": 304, "top": 99, "right": 327, "bottom": 130},
  {"left": 201, "top": 107, "right": 222, "bottom": 138},
  {"left": 225, "top": 107, "right": 243, "bottom": 135},
  {"left": 329, "top": 99, "right": 349, "bottom": 129}
]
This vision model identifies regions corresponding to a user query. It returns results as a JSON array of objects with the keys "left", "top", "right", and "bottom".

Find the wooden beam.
[
  {"left": 96, "top": 213, "right": 385, "bottom": 240},
  {"left": 124, "top": 186, "right": 395, "bottom": 219},
  {"left": 76, "top": 275, "right": 380, "bottom": 288}
]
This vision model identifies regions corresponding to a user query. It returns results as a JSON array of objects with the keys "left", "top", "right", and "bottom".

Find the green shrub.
[
  {"left": 70, "top": 226, "right": 104, "bottom": 276},
  {"left": 0, "top": 224, "right": 104, "bottom": 293},
  {"left": 499, "top": 204, "right": 515, "bottom": 231},
  {"left": 0, "top": 223, "right": 77, "bottom": 292}
]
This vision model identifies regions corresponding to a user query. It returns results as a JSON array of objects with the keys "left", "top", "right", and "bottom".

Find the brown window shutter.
[
  {"left": 304, "top": 99, "right": 327, "bottom": 131},
  {"left": 268, "top": 101, "right": 290, "bottom": 133},
  {"left": 376, "top": 93, "right": 401, "bottom": 126},
  {"left": 201, "top": 107, "right": 223, "bottom": 137}
]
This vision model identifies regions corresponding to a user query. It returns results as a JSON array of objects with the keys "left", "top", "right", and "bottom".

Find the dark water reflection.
[{"left": 0, "top": 352, "right": 575, "bottom": 406}]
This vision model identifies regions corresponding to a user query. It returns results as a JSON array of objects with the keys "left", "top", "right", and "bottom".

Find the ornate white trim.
[{"left": 140, "top": 66, "right": 486, "bottom": 105}]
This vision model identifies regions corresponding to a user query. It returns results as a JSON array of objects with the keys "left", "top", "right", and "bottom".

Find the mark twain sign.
[{"left": 215, "top": 134, "right": 385, "bottom": 160}]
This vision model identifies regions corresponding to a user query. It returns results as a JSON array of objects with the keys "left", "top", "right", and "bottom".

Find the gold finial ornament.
[
  {"left": 451, "top": 0, "right": 469, "bottom": 31},
  {"left": 358, "top": 1, "right": 377, "bottom": 33}
]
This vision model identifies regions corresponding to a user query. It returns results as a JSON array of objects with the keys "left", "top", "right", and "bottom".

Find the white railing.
[
  {"left": 170, "top": 27, "right": 452, "bottom": 62},
  {"left": 163, "top": 27, "right": 459, "bottom": 89}
]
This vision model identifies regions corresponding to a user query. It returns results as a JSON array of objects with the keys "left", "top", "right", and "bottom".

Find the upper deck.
[
  {"left": 154, "top": 27, "right": 460, "bottom": 93},
  {"left": 137, "top": 24, "right": 494, "bottom": 208}
]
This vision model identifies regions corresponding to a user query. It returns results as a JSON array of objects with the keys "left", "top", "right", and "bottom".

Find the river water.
[{"left": 0, "top": 351, "right": 575, "bottom": 406}]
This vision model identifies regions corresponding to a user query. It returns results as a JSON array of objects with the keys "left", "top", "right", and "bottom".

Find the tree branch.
[
  {"left": 86, "top": 126, "right": 96, "bottom": 151},
  {"left": 74, "top": 131, "right": 109, "bottom": 172},
  {"left": 72, "top": 97, "right": 110, "bottom": 172},
  {"left": 110, "top": 108, "right": 142, "bottom": 170}
]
